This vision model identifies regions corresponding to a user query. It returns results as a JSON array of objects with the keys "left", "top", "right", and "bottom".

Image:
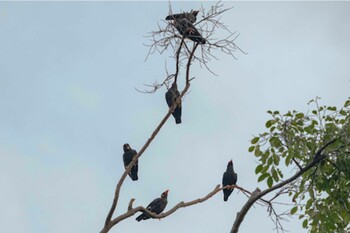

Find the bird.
[
  {"left": 222, "top": 160, "right": 237, "bottom": 201},
  {"left": 165, "top": 10, "right": 199, "bottom": 23},
  {"left": 165, "top": 10, "right": 206, "bottom": 44},
  {"left": 136, "top": 190, "right": 169, "bottom": 222},
  {"left": 122, "top": 143, "right": 138, "bottom": 181},
  {"left": 175, "top": 18, "right": 206, "bottom": 44},
  {"left": 165, "top": 82, "right": 182, "bottom": 124}
]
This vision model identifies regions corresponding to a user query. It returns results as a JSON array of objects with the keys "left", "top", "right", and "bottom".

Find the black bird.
[
  {"left": 136, "top": 190, "right": 169, "bottom": 222},
  {"left": 165, "top": 10, "right": 199, "bottom": 23},
  {"left": 123, "top": 143, "right": 138, "bottom": 181},
  {"left": 165, "top": 82, "right": 182, "bottom": 124},
  {"left": 165, "top": 11, "right": 206, "bottom": 44},
  {"left": 175, "top": 18, "right": 206, "bottom": 44},
  {"left": 222, "top": 160, "right": 237, "bottom": 201}
]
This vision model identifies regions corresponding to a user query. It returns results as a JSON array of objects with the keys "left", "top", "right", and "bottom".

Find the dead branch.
[
  {"left": 136, "top": 38, "right": 185, "bottom": 94},
  {"left": 101, "top": 183, "right": 275, "bottom": 233},
  {"left": 101, "top": 30, "right": 201, "bottom": 233},
  {"left": 101, "top": 3, "right": 245, "bottom": 233},
  {"left": 140, "top": 1, "right": 244, "bottom": 92},
  {"left": 102, "top": 79, "right": 193, "bottom": 230}
]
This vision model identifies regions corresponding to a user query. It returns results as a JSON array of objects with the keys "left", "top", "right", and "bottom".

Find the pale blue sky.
[{"left": 1, "top": 1, "right": 349, "bottom": 233}]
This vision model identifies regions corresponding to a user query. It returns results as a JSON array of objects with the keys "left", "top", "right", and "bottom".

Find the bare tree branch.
[
  {"left": 127, "top": 198, "right": 135, "bottom": 212},
  {"left": 101, "top": 37, "right": 202, "bottom": 233},
  {"left": 101, "top": 183, "right": 275, "bottom": 233},
  {"left": 102, "top": 79, "right": 193, "bottom": 230},
  {"left": 101, "top": 3, "right": 244, "bottom": 233},
  {"left": 140, "top": 2, "right": 244, "bottom": 93}
]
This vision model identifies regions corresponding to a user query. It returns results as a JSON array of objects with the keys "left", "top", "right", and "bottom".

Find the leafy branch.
[{"left": 231, "top": 138, "right": 338, "bottom": 233}]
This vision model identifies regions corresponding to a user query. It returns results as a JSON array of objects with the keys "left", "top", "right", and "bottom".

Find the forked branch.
[
  {"left": 101, "top": 40, "right": 201, "bottom": 233},
  {"left": 101, "top": 183, "right": 272, "bottom": 233}
]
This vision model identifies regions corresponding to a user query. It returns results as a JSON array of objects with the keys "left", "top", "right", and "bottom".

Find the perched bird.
[
  {"left": 136, "top": 190, "right": 169, "bottom": 222},
  {"left": 123, "top": 143, "right": 138, "bottom": 181},
  {"left": 165, "top": 10, "right": 206, "bottom": 44},
  {"left": 175, "top": 18, "right": 206, "bottom": 44},
  {"left": 222, "top": 160, "right": 238, "bottom": 201},
  {"left": 165, "top": 82, "right": 182, "bottom": 124},
  {"left": 165, "top": 10, "right": 199, "bottom": 23}
]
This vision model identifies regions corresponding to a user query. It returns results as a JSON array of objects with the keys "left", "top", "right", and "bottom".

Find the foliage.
[{"left": 250, "top": 97, "right": 350, "bottom": 232}]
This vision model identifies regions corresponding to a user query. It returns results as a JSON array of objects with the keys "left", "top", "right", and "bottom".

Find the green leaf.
[
  {"left": 248, "top": 146, "right": 255, "bottom": 152},
  {"left": 344, "top": 99, "right": 350, "bottom": 107},
  {"left": 251, "top": 137, "right": 259, "bottom": 144},
  {"left": 261, "top": 152, "right": 268, "bottom": 164},
  {"left": 254, "top": 145, "right": 261, "bottom": 157},
  {"left": 295, "top": 113, "right": 304, "bottom": 119},
  {"left": 327, "top": 106, "right": 337, "bottom": 111},
  {"left": 285, "top": 154, "right": 292, "bottom": 166},
  {"left": 311, "top": 120, "right": 318, "bottom": 125},
  {"left": 267, "top": 156, "right": 273, "bottom": 166},
  {"left": 302, "top": 219, "right": 308, "bottom": 228},
  {"left": 255, "top": 164, "right": 263, "bottom": 174},
  {"left": 269, "top": 137, "right": 282, "bottom": 147},
  {"left": 284, "top": 111, "right": 292, "bottom": 117},
  {"left": 277, "top": 168, "right": 283, "bottom": 178},
  {"left": 339, "top": 109, "right": 347, "bottom": 116},
  {"left": 306, "top": 199, "right": 313, "bottom": 209},
  {"left": 258, "top": 173, "right": 269, "bottom": 182},
  {"left": 306, "top": 142, "right": 315, "bottom": 151},
  {"left": 260, "top": 165, "right": 269, "bottom": 173},
  {"left": 271, "top": 167, "right": 279, "bottom": 182},
  {"left": 273, "top": 153, "right": 280, "bottom": 165},
  {"left": 267, "top": 176, "right": 273, "bottom": 188},
  {"left": 304, "top": 125, "right": 313, "bottom": 134},
  {"left": 290, "top": 206, "right": 298, "bottom": 215},
  {"left": 265, "top": 120, "right": 273, "bottom": 128}
]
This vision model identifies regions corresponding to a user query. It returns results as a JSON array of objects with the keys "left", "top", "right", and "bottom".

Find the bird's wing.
[
  {"left": 184, "top": 23, "right": 202, "bottom": 37},
  {"left": 175, "top": 89, "right": 180, "bottom": 98},
  {"left": 146, "top": 198, "right": 161, "bottom": 212},
  {"left": 222, "top": 171, "right": 229, "bottom": 186},
  {"left": 165, "top": 12, "right": 187, "bottom": 21},
  {"left": 123, "top": 152, "right": 130, "bottom": 168},
  {"left": 178, "top": 19, "right": 206, "bottom": 44},
  {"left": 165, "top": 90, "right": 174, "bottom": 107},
  {"left": 131, "top": 150, "right": 137, "bottom": 160},
  {"left": 166, "top": 12, "right": 196, "bottom": 23}
]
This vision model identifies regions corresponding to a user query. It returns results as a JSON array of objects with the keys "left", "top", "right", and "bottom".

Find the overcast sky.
[{"left": 1, "top": 1, "right": 349, "bottom": 233}]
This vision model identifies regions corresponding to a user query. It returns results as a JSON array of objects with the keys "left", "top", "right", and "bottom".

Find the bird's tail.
[
  {"left": 175, "top": 117, "right": 181, "bottom": 124},
  {"left": 136, "top": 214, "right": 144, "bottom": 222},
  {"left": 131, "top": 174, "right": 138, "bottom": 181},
  {"left": 165, "top": 15, "right": 175, "bottom": 20},
  {"left": 198, "top": 37, "right": 206, "bottom": 44}
]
